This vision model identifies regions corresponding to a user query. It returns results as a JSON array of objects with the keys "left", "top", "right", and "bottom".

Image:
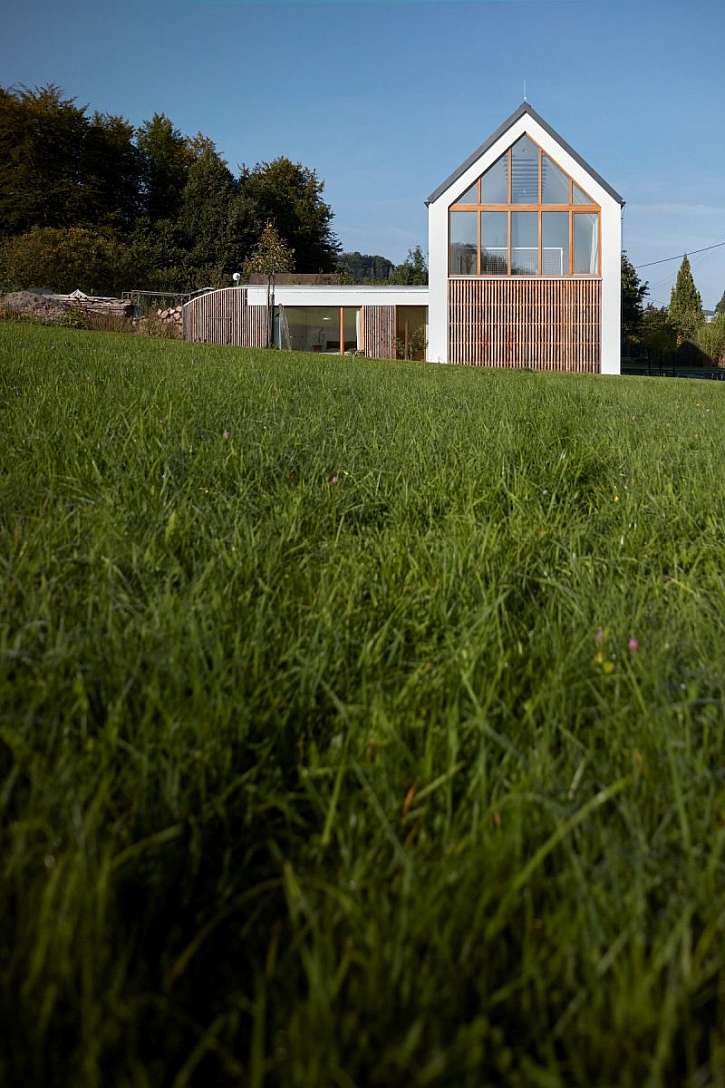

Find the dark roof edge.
[{"left": 425, "top": 102, "right": 625, "bottom": 207}]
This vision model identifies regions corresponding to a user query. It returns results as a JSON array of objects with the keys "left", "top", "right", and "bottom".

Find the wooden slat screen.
[
  {"left": 362, "top": 305, "right": 396, "bottom": 359},
  {"left": 182, "top": 288, "right": 270, "bottom": 347},
  {"left": 448, "top": 278, "right": 601, "bottom": 372}
]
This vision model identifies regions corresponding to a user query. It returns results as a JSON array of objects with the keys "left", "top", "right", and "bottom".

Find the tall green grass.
[{"left": 1, "top": 322, "right": 725, "bottom": 1087}]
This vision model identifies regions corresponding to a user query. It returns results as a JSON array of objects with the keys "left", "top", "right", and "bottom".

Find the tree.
[
  {"left": 81, "top": 112, "right": 140, "bottom": 229},
  {"left": 243, "top": 222, "right": 294, "bottom": 346},
  {"left": 696, "top": 313, "right": 725, "bottom": 366},
  {"left": 639, "top": 305, "right": 677, "bottom": 363},
  {"left": 715, "top": 290, "right": 725, "bottom": 315},
  {"left": 669, "top": 255, "right": 704, "bottom": 342},
  {"left": 240, "top": 158, "right": 339, "bottom": 272},
  {"left": 391, "top": 245, "right": 428, "bottom": 286},
  {"left": 176, "top": 136, "right": 241, "bottom": 283},
  {"left": 621, "top": 252, "right": 648, "bottom": 349},
  {"left": 336, "top": 252, "right": 395, "bottom": 283},
  {"left": 136, "top": 114, "right": 191, "bottom": 222},
  {"left": 0, "top": 84, "right": 90, "bottom": 234}
]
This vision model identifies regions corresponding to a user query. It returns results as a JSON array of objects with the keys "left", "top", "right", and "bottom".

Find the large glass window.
[
  {"left": 542, "top": 212, "right": 569, "bottom": 275},
  {"left": 574, "top": 213, "right": 598, "bottom": 274},
  {"left": 512, "top": 212, "right": 538, "bottom": 274},
  {"left": 448, "top": 137, "right": 600, "bottom": 276},
  {"left": 481, "top": 212, "right": 508, "bottom": 273},
  {"left": 481, "top": 154, "right": 508, "bottom": 203},
  {"left": 280, "top": 307, "right": 361, "bottom": 353},
  {"left": 396, "top": 306, "right": 428, "bottom": 360},
  {"left": 449, "top": 211, "right": 477, "bottom": 274},
  {"left": 511, "top": 136, "right": 538, "bottom": 203},
  {"left": 342, "top": 307, "right": 359, "bottom": 351},
  {"left": 542, "top": 154, "right": 569, "bottom": 204}
]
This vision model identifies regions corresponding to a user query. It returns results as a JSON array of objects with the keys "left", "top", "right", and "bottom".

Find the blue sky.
[{"left": 3, "top": 0, "right": 725, "bottom": 306}]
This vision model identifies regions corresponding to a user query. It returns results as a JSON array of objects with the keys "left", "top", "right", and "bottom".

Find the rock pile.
[{"left": 155, "top": 306, "right": 183, "bottom": 329}]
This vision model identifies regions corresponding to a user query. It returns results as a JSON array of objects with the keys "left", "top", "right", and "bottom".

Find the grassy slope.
[{"left": 1, "top": 322, "right": 725, "bottom": 1087}]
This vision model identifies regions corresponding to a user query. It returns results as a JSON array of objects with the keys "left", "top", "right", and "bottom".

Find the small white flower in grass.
[{"left": 223, "top": 430, "right": 231, "bottom": 440}]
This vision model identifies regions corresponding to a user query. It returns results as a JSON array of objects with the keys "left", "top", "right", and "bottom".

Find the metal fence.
[
  {"left": 622, "top": 354, "right": 725, "bottom": 381},
  {"left": 121, "top": 288, "right": 214, "bottom": 315}
]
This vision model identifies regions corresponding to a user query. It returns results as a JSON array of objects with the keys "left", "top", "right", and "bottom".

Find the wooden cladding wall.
[
  {"left": 183, "top": 288, "right": 269, "bottom": 347},
  {"left": 448, "top": 278, "right": 601, "bottom": 372},
  {"left": 362, "top": 305, "right": 396, "bottom": 360}
]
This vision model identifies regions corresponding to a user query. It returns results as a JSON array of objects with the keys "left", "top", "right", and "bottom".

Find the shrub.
[
  {"left": 696, "top": 314, "right": 725, "bottom": 366},
  {"left": 56, "top": 305, "right": 90, "bottom": 330},
  {"left": 0, "top": 227, "right": 138, "bottom": 296}
]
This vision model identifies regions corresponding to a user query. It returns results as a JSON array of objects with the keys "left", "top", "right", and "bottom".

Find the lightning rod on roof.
[{"left": 523, "top": 80, "right": 527, "bottom": 102}]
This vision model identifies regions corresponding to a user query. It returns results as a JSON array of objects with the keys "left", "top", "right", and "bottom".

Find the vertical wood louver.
[{"left": 448, "top": 278, "right": 601, "bottom": 372}]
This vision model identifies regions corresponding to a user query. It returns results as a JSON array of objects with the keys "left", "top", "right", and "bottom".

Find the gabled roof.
[{"left": 425, "top": 102, "right": 624, "bottom": 207}]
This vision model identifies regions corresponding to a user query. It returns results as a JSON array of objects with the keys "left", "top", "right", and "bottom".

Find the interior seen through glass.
[
  {"left": 277, "top": 307, "right": 361, "bottom": 352},
  {"left": 573, "top": 214, "right": 598, "bottom": 274},
  {"left": 511, "top": 136, "right": 538, "bottom": 203},
  {"left": 449, "top": 139, "right": 600, "bottom": 276},
  {"left": 542, "top": 212, "right": 569, "bottom": 275},
  {"left": 449, "top": 211, "right": 477, "bottom": 275},
  {"left": 481, "top": 211, "right": 507, "bottom": 273},
  {"left": 511, "top": 212, "right": 538, "bottom": 274},
  {"left": 449, "top": 210, "right": 599, "bottom": 276},
  {"left": 481, "top": 154, "right": 508, "bottom": 203}
]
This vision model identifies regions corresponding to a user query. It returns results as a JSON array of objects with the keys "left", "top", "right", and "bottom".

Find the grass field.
[{"left": 2, "top": 321, "right": 725, "bottom": 1087}]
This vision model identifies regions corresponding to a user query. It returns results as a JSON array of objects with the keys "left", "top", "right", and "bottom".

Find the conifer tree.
[
  {"left": 621, "top": 252, "right": 648, "bottom": 347},
  {"left": 669, "top": 255, "right": 704, "bottom": 341}
]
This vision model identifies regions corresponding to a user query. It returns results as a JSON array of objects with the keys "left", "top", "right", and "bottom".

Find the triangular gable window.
[{"left": 452, "top": 136, "right": 599, "bottom": 210}]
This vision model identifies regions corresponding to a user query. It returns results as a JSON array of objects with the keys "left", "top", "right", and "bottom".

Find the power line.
[{"left": 636, "top": 240, "right": 725, "bottom": 269}]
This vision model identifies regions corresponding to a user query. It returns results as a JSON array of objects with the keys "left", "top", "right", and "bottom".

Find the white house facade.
[{"left": 183, "top": 103, "right": 624, "bottom": 375}]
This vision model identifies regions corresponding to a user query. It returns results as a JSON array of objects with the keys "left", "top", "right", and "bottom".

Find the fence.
[
  {"left": 622, "top": 355, "right": 725, "bottom": 381},
  {"left": 122, "top": 288, "right": 215, "bottom": 316}
]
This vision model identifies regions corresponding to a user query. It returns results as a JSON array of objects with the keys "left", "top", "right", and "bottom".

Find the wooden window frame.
[{"left": 448, "top": 133, "right": 601, "bottom": 278}]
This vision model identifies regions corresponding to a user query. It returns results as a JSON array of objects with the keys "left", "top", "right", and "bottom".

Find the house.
[{"left": 183, "top": 103, "right": 623, "bottom": 374}]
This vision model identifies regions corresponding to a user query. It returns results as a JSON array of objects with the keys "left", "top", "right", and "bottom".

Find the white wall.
[
  {"left": 427, "top": 114, "right": 622, "bottom": 373},
  {"left": 244, "top": 285, "right": 429, "bottom": 309}
]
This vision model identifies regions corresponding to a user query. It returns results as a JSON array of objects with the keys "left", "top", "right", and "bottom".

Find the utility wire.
[{"left": 636, "top": 240, "right": 725, "bottom": 269}]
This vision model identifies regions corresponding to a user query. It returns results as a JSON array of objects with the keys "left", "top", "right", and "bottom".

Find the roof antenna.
[{"left": 523, "top": 79, "right": 527, "bottom": 103}]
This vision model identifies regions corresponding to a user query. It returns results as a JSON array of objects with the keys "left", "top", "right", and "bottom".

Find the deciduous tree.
[
  {"left": 243, "top": 222, "right": 294, "bottom": 346},
  {"left": 241, "top": 158, "right": 338, "bottom": 272},
  {"left": 391, "top": 245, "right": 428, "bottom": 286}
]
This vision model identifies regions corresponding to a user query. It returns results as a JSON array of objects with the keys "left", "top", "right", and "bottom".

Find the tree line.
[
  {"left": 0, "top": 84, "right": 429, "bottom": 298},
  {"left": 0, "top": 84, "right": 341, "bottom": 296},
  {"left": 622, "top": 252, "right": 725, "bottom": 366}
]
